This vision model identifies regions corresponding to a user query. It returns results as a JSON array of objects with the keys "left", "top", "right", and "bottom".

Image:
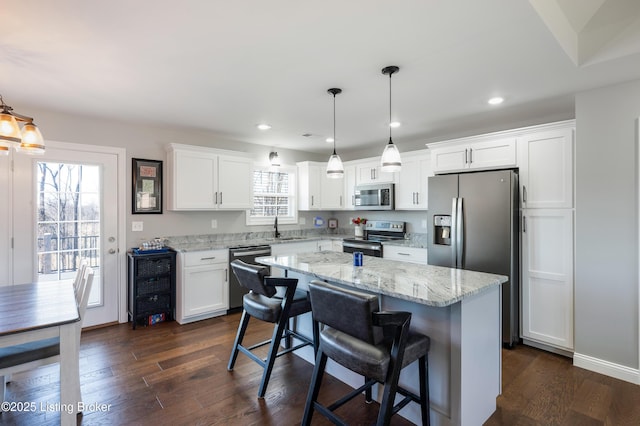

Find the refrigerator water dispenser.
[{"left": 434, "top": 215, "right": 452, "bottom": 246}]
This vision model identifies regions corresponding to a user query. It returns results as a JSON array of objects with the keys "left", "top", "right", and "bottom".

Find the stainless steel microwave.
[{"left": 354, "top": 183, "right": 394, "bottom": 210}]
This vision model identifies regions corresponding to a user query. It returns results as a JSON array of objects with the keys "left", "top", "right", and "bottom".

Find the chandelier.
[{"left": 0, "top": 94, "right": 45, "bottom": 155}]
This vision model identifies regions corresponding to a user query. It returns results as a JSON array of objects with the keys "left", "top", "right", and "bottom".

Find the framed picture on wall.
[{"left": 132, "top": 158, "right": 162, "bottom": 214}]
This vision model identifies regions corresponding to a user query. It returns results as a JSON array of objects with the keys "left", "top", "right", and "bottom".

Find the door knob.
[{"left": 108, "top": 248, "right": 116, "bottom": 254}]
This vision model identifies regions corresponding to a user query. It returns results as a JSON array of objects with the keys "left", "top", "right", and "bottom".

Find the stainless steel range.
[{"left": 342, "top": 220, "right": 406, "bottom": 257}]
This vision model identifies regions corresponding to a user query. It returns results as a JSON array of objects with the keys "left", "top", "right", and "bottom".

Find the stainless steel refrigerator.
[{"left": 427, "top": 169, "right": 519, "bottom": 347}]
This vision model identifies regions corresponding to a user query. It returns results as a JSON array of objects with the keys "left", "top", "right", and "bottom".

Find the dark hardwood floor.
[{"left": 2, "top": 313, "right": 639, "bottom": 425}]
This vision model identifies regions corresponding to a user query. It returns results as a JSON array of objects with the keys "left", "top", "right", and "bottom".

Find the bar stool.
[
  {"left": 302, "top": 280, "right": 431, "bottom": 426},
  {"left": 228, "top": 260, "right": 318, "bottom": 398}
]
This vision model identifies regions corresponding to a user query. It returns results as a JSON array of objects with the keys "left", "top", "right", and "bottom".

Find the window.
[
  {"left": 247, "top": 165, "right": 297, "bottom": 225},
  {"left": 36, "top": 162, "right": 101, "bottom": 282}
]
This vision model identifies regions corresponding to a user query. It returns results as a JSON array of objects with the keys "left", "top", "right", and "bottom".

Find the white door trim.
[{"left": 45, "top": 140, "right": 128, "bottom": 324}]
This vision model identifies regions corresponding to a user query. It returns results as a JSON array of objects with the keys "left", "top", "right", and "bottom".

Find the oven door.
[{"left": 342, "top": 240, "right": 382, "bottom": 257}]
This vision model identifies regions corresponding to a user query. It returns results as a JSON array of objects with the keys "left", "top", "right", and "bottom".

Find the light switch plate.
[
  {"left": 211, "top": 219, "right": 217, "bottom": 229},
  {"left": 132, "top": 221, "right": 143, "bottom": 232},
  {"left": 421, "top": 219, "right": 427, "bottom": 228}
]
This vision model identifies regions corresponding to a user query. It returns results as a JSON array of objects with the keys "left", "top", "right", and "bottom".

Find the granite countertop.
[
  {"left": 256, "top": 251, "right": 507, "bottom": 307},
  {"left": 381, "top": 239, "right": 428, "bottom": 249},
  {"left": 166, "top": 234, "right": 350, "bottom": 253}
]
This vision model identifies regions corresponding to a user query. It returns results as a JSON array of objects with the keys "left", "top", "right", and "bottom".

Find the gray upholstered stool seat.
[
  {"left": 228, "top": 260, "right": 319, "bottom": 398},
  {"left": 302, "top": 280, "right": 431, "bottom": 426},
  {"left": 0, "top": 338, "right": 59, "bottom": 369},
  {"left": 320, "top": 327, "right": 430, "bottom": 383},
  {"left": 243, "top": 288, "right": 311, "bottom": 323}
]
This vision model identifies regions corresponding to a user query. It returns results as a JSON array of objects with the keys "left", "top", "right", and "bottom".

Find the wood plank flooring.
[{"left": 1, "top": 313, "right": 639, "bottom": 425}]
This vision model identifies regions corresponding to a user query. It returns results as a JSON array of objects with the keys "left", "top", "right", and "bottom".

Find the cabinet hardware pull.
[
  {"left": 465, "top": 148, "right": 468, "bottom": 164},
  {"left": 371, "top": 168, "right": 374, "bottom": 180},
  {"left": 522, "top": 185, "right": 527, "bottom": 204},
  {"left": 352, "top": 195, "right": 355, "bottom": 206},
  {"left": 215, "top": 192, "right": 218, "bottom": 204},
  {"left": 200, "top": 256, "right": 216, "bottom": 260},
  {"left": 416, "top": 192, "right": 419, "bottom": 204},
  {"left": 225, "top": 268, "right": 228, "bottom": 282},
  {"left": 340, "top": 195, "right": 343, "bottom": 206},
  {"left": 311, "top": 195, "right": 314, "bottom": 206},
  {"left": 398, "top": 252, "right": 410, "bottom": 256},
  {"left": 220, "top": 192, "right": 222, "bottom": 204},
  {"left": 522, "top": 216, "right": 527, "bottom": 233},
  {"left": 469, "top": 148, "right": 473, "bottom": 164}
]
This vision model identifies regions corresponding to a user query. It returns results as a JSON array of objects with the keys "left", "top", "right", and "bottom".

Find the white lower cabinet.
[
  {"left": 176, "top": 250, "right": 229, "bottom": 324},
  {"left": 521, "top": 209, "right": 574, "bottom": 351},
  {"left": 383, "top": 245, "right": 428, "bottom": 264}
]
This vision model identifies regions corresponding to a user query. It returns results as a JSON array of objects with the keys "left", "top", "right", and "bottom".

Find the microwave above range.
[{"left": 354, "top": 183, "right": 394, "bottom": 210}]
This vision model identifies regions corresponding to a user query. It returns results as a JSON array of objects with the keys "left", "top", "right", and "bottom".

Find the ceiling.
[{"left": 2, "top": 0, "right": 640, "bottom": 155}]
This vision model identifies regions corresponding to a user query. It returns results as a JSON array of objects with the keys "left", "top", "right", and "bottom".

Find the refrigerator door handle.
[
  {"left": 451, "top": 197, "right": 458, "bottom": 267},
  {"left": 456, "top": 197, "right": 464, "bottom": 268}
]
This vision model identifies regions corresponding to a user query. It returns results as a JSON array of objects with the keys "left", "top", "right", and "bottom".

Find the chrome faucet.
[{"left": 274, "top": 216, "right": 280, "bottom": 238}]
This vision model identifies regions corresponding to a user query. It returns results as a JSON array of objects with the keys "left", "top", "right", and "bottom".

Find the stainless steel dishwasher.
[{"left": 228, "top": 245, "right": 272, "bottom": 311}]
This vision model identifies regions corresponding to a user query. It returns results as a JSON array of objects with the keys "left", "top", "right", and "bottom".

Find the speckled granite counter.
[
  {"left": 257, "top": 251, "right": 505, "bottom": 307},
  {"left": 378, "top": 232, "right": 428, "bottom": 249},
  {"left": 165, "top": 233, "right": 350, "bottom": 252}
]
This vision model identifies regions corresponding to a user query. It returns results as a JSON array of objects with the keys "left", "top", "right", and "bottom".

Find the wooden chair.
[
  {"left": 0, "top": 266, "right": 95, "bottom": 402},
  {"left": 302, "top": 280, "right": 431, "bottom": 426}
]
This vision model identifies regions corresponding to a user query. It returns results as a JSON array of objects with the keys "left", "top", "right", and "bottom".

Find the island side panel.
[{"left": 450, "top": 285, "right": 501, "bottom": 426}]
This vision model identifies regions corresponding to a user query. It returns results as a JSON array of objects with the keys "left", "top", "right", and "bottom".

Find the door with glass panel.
[{"left": 12, "top": 146, "right": 120, "bottom": 327}]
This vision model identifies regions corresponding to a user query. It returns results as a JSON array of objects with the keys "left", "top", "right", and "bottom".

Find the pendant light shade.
[
  {"left": 380, "top": 66, "right": 401, "bottom": 172},
  {"left": 326, "top": 88, "right": 344, "bottom": 179},
  {"left": 0, "top": 95, "right": 45, "bottom": 156}
]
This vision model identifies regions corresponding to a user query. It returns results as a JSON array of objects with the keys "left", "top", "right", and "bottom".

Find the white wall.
[
  {"left": 575, "top": 79, "right": 640, "bottom": 371},
  {"left": 20, "top": 107, "right": 327, "bottom": 249}
]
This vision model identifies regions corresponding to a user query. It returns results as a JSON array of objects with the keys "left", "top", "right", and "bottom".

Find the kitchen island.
[{"left": 257, "top": 251, "right": 508, "bottom": 426}]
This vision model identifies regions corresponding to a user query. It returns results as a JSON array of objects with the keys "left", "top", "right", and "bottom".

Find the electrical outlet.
[
  {"left": 299, "top": 217, "right": 306, "bottom": 225},
  {"left": 132, "top": 221, "right": 143, "bottom": 232},
  {"left": 421, "top": 220, "right": 427, "bottom": 228},
  {"left": 211, "top": 219, "right": 217, "bottom": 229}
]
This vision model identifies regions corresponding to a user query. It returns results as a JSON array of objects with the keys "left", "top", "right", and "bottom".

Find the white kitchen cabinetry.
[
  {"left": 317, "top": 239, "right": 334, "bottom": 252},
  {"left": 521, "top": 209, "right": 574, "bottom": 351},
  {"left": 176, "top": 249, "right": 229, "bottom": 324},
  {"left": 343, "top": 164, "right": 357, "bottom": 210},
  {"left": 518, "top": 126, "right": 574, "bottom": 209},
  {"left": 383, "top": 245, "right": 428, "bottom": 264},
  {"left": 166, "top": 144, "right": 253, "bottom": 211},
  {"left": 355, "top": 160, "right": 396, "bottom": 185},
  {"left": 430, "top": 137, "right": 516, "bottom": 174},
  {"left": 297, "top": 162, "right": 345, "bottom": 210},
  {"left": 395, "top": 151, "right": 432, "bottom": 210},
  {"left": 270, "top": 240, "right": 321, "bottom": 277}
]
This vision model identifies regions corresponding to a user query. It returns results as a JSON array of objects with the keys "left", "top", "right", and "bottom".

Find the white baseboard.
[{"left": 573, "top": 352, "right": 640, "bottom": 385}]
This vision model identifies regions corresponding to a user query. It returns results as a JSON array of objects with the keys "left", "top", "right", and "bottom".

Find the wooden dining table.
[{"left": 0, "top": 281, "right": 81, "bottom": 426}]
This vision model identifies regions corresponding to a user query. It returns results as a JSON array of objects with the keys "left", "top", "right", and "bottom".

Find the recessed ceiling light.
[
  {"left": 257, "top": 123, "right": 272, "bottom": 130},
  {"left": 326, "top": 137, "right": 334, "bottom": 143},
  {"left": 488, "top": 97, "right": 504, "bottom": 105},
  {"left": 389, "top": 121, "right": 401, "bottom": 128}
]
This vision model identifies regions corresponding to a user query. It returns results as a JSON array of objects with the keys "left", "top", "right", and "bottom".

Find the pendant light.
[
  {"left": 380, "top": 66, "right": 401, "bottom": 172},
  {"left": 326, "top": 88, "right": 344, "bottom": 179}
]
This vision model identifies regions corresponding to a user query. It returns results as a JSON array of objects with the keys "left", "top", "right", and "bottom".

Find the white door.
[{"left": 12, "top": 143, "right": 123, "bottom": 327}]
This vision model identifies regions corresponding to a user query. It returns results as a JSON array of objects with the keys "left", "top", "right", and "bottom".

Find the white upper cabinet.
[
  {"left": 166, "top": 144, "right": 253, "bottom": 211},
  {"left": 343, "top": 164, "right": 357, "bottom": 210},
  {"left": 429, "top": 137, "right": 517, "bottom": 174},
  {"left": 395, "top": 151, "right": 432, "bottom": 210},
  {"left": 518, "top": 125, "right": 574, "bottom": 209},
  {"left": 297, "top": 161, "right": 345, "bottom": 210},
  {"left": 355, "top": 159, "right": 396, "bottom": 184}
]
